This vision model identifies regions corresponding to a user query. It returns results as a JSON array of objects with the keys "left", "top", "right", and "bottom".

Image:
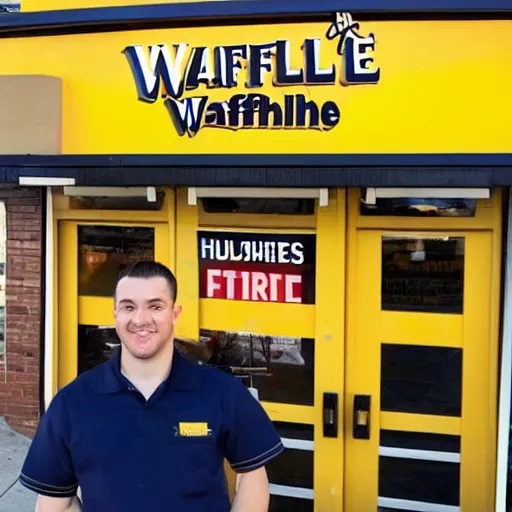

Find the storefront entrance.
[
  {"left": 345, "top": 195, "right": 500, "bottom": 512},
  {"left": 53, "top": 187, "right": 502, "bottom": 511}
]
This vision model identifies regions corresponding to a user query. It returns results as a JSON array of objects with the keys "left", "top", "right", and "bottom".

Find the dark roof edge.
[
  {"left": 2, "top": 153, "right": 512, "bottom": 168},
  {"left": 5, "top": 165, "right": 512, "bottom": 187},
  {"left": 0, "top": 0, "right": 511, "bottom": 37}
]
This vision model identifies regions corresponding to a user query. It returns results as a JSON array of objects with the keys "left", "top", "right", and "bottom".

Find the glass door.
[
  {"left": 344, "top": 190, "right": 501, "bottom": 512},
  {"left": 57, "top": 221, "right": 169, "bottom": 387},
  {"left": 196, "top": 224, "right": 319, "bottom": 511},
  {"left": 187, "top": 188, "right": 347, "bottom": 511}
]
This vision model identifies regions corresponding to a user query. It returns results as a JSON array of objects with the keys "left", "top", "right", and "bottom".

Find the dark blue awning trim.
[
  {"left": 2, "top": 153, "right": 512, "bottom": 168},
  {"left": 2, "top": 153, "right": 512, "bottom": 187},
  {"left": 0, "top": 0, "right": 511, "bottom": 37}
]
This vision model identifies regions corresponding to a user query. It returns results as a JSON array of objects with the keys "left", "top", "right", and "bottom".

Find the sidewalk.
[{"left": 0, "top": 417, "right": 37, "bottom": 512}]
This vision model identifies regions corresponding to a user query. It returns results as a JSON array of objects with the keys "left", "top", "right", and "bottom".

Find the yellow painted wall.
[
  {"left": 22, "top": 0, "right": 228, "bottom": 12},
  {"left": 0, "top": 19, "right": 510, "bottom": 154}
]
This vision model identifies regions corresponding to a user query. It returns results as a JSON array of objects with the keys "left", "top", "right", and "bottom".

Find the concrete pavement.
[{"left": 0, "top": 417, "right": 36, "bottom": 512}]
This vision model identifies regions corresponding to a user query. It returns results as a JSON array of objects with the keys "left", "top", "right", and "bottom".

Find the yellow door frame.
[
  {"left": 310, "top": 188, "right": 345, "bottom": 511},
  {"left": 345, "top": 188, "right": 502, "bottom": 512},
  {"left": 178, "top": 187, "right": 347, "bottom": 509},
  {"left": 57, "top": 220, "right": 170, "bottom": 388},
  {"left": 53, "top": 187, "right": 176, "bottom": 389}
]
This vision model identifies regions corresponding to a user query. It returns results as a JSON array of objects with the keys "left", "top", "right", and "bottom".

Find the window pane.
[
  {"left": 270, "top": 426, "right": 314, "bottom": 509},
  {"left": 380, "top": 430, "right": 460, "bottom": 453},
  {"left": 201, "top": 198, "right": 314, "bottom": 215},
  {"left": 379, "top": 456, "right": 460, "bottom": 506},
  {"left": 381, "top": 344, "right": 462, "bottom": 417},
  {"left": 361, "top": 192, "right": 476, "bottom": 217},
  {"left": 378, "top": 508, "right": 423, "bottom": 512},
  {"left": 382, "top": 236, "right": 464, "bottom": 314},
  {"left": 78, "top": 325, "right": 119, "bottom": 374},
  {"left": 198, "top": 330, "right": 315, "bottom": 406},
  {"left": 269, "top": 495, "right": 313, "bottom": 512},
  {"left": 78, "top": 226, "right": 154, "bottom": 297},
  {"left": 267, "top": 447, "right": 313, "bottom": 489},
  {"left": 69, "top": 189, "right": 165, "bottom": 211},
  {"left": 252, "top": 339, "right": 314, "bottom": 406},
  {"left": 274, "top": 422, "right": 314, "bottom": 441}
]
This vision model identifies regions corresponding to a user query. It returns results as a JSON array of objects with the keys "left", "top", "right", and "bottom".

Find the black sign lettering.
[{"left": 123, "top": 12, "right": 380, "bottom": 137}]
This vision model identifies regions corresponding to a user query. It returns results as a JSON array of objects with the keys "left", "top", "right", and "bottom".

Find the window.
[
  {"left": 201, "top": 198, "right": 315, "bottom": 215},
  {"left": 197, "top": 195, "right": 317, "bottom": 229},
  {"left": 199, "top": 330, "right": 315, "bottom": 406},
  {"left": 381, "top": 344, "right": 462, "bottom": 417},
  {"left": 53, "top": 187, "right": 166, "bottom": 211},
  {"left": 360, "top": 189, "right": 477, "bottom": 217},
  {"left": 78, "top": 225, "right": 155, "bottom": 297},
  {"left": 78, "top": 325, "right": 119, "bottom": 375},
  {"left": 381, "top": 236, "right": 465, "bottom": 314}
]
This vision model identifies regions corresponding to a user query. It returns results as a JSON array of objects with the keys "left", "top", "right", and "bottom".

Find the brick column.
[{"left": 0, "top": 186, "right": 43, "bottom": 438}]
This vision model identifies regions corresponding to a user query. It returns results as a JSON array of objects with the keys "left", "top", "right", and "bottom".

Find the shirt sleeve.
[
  {"left": 223, "top": 378, "right": 284, "bottom": 473},
  {"left": 19, "top": 390, "right": 79, "bottom": 498}
]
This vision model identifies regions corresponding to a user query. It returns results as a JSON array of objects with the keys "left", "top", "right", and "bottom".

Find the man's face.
[{"left": 113, "top": 276, "right": 181, "bottom": 360}]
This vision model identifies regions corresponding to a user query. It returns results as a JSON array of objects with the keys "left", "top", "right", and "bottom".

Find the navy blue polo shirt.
[{"left": 19, "top": 347, "right": 284, "bottom": 511}]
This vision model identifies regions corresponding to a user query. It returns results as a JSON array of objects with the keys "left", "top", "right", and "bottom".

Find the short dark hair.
[{"left": 114, "top": 261, "right": 177, "bottom": 302}]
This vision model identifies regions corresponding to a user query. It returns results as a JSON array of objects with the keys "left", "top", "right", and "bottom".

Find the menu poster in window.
[{"left": 198, "top": 231, "right": 316, "bottom": 304}]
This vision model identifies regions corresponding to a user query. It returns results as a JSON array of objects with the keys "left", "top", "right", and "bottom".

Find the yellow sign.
[
  {"left": 0, "top": 18, "right": 510, "bottom": 153},
  {"left": 22, "top": 0, "right": 190, "bottom": 12},
  {"left": 178, "top": 422, "right": 211, "bottom": 437}
]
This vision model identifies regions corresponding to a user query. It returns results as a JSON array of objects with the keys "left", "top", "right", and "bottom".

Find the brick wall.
[{"left": 0, "top": 186, "right": 43, "bottom": 438}]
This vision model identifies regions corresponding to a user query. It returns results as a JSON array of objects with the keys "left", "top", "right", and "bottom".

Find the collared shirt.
[{"left": 19, "top": 348, "right": 284, "bottom": 512}]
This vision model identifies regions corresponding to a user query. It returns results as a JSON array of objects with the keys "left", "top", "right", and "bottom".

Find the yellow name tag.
[{"left": 178, "top": 422, "right": 210, "bottom": 437}]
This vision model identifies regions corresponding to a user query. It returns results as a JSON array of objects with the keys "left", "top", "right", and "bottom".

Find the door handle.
[
  {"left": 353, "top": 395, "right": 371, "bottom": 439},
  {"left": 323, "top": 392, "right": 338, "bottom": 438}
]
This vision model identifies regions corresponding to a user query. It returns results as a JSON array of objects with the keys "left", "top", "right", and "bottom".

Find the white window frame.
[
  {"left": 187, "top": 187, "right": 329, "bottom": 207},
  {"left": 363, "top": 187, "right": 490, "bottom": 205}
]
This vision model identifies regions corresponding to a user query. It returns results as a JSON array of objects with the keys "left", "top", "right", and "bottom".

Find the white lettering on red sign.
[
  {"left": 206, "top": 269, "right": 302, "bottom": 303},
  {"left": 200, "top": 238, "right": 305, "bottom": 265}
]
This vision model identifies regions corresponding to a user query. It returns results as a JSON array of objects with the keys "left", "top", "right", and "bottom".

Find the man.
[{"left": 20, "top": 261, "right": 284, "bottom": 511}]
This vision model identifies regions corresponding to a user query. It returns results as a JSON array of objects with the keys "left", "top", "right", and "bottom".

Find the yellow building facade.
[{"left": 0, "top": 0, "right": 511, "bottom": 510}]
